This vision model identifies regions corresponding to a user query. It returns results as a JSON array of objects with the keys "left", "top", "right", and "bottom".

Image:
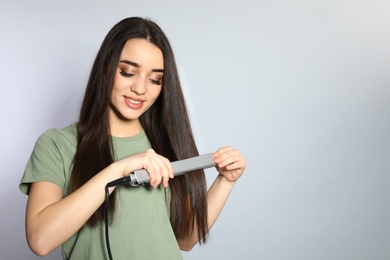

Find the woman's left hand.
[{"left": 213, "top": 146, "right": 246, "bottom": 182}]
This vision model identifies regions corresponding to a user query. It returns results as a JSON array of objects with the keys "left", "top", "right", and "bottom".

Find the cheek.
[
  {"left": 146, "top": 86, "right": 162, "bottom": 102},
  {"left": 153, "top": 86, "right": 163, "bottom": 99},
  {"left": 111, "top": 83, "right": 125, "bottom": 103},
  {"left": 113, "top": 72, "right": 131, "bottom": 90},
  {"left": 111, "top": 85, "right": 120, "bottom": 99}
]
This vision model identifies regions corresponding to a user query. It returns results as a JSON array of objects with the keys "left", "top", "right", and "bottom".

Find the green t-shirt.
[{"left": 19, "top": 123, "right": 183, "bottom": 260}]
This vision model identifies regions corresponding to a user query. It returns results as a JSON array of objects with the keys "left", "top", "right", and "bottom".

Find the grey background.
[{"left": 1, "top": 0, "right": 389, "bottom": 259}]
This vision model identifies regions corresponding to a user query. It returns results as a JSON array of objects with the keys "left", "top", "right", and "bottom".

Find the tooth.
[{"left": 127, "top": 98, "right": 141, "bottom": 104}]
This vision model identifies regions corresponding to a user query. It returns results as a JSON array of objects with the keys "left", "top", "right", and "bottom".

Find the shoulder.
[
  {"left": 41, "top": 123, "right": 77, "bottom": 140},
  {"left": 32, "top": 123, "right": 78, "bottom": 160},
  {"left": 20, "top": 123, "right": 79, "bottom": 195},
  {"left": 38, "top": 123, "right": 78, "bottom": 147}
]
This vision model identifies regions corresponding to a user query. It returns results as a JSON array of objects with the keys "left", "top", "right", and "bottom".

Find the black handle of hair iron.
[{"left": 107, "top": 153, "right": 216, "bottom": 187}]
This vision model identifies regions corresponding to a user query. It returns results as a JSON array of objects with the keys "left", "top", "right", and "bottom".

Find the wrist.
[
  {"left": 217, "top": 173, "right": 237, "bottom": 186},
  {"left": 109, "top": 161, "right": 126, "bottom": 179}
]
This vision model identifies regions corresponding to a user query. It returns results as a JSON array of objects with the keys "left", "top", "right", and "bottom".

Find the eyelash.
[
  {"left": 119, "top": 71, "right": 162, "bottom": 85},
  {"left": 119, "top": 71, "right": 134, "bottom": 78},
  {"left": 149, "top": 78, "right": 162, "bottom": 85}
]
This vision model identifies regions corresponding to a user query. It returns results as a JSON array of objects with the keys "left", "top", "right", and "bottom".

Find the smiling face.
[{"left": 109, "top": 38, "right": 164, "bottom": 137}]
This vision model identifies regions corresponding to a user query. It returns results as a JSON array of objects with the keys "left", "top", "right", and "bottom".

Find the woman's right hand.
[{"left": 116, "top": 149, "right": 174, "bottom": 188}]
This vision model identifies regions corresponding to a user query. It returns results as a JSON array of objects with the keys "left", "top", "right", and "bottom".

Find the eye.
[
  {"left": 148, "top": 77, "right": 162, "bottom": 85},
  {"left": 120, "top": 71, "right": 135, "bottom": 78}
]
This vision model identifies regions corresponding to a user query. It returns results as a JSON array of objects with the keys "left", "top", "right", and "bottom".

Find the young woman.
[{"left": 19, "top": 17, "right": 246, "bottom": 260}]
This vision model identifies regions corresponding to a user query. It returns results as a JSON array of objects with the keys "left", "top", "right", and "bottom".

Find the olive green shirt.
[{"left": 19, "top": 123, "right": 182, "bottom": 260}]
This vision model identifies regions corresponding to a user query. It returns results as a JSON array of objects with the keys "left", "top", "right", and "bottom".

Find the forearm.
[
  {"left": 206, "top": 174, "right": 236, "bottom": 228},
  {"left": 26, "top": 163, "right": 121, "bottom": 256}
]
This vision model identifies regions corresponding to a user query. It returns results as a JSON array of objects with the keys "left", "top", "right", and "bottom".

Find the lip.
[{"left": 124, "top": 96, "right": 145, "bottom": 109}]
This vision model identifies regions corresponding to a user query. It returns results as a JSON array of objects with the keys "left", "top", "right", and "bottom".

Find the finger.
[
  {"left": 224, "top": 160, "right": 245, "bottom": 171},
  {"left": 148, "top": 154, "right": 164, "bottom": 188},
  {"left": 146, "top": 160, "right": 160, "bottom": 188},
  {"left": 215, "top": 148, "right": 241, "bottom": 167},
  {"left": 161, "top": 156, "right": 174, "bottom": 179},
  {"left": 159, "top": 157, "right": 173, "bottom": 188},
  {"left": 213, "top": 146, "right": 234, "bottom": 158},
  {"left": 165, "top": 160, "right": 174, "bottom": 187},
  {"left": 162, "top": 174, "right": 170, "bottom": 188},
  {"left": 218, "top": 154, "right": 239, "bottom": 168},
  {"left": 150, "top": 155, "right": 173, "bottom": 188}
]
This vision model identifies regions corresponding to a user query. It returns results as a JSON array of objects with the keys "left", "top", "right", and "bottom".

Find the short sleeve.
[{"left": 19, "top": 130, "right": 67, "bottom": 195}]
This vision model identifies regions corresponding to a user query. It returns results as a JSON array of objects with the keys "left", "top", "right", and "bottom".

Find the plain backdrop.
[{"left": 1, "top": 0, "right": 389, "bottom": 259}]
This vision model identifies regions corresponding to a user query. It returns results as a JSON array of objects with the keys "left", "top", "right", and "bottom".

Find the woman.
[{"left": 19, "top": 17, "right": 246, "bottom": 260}]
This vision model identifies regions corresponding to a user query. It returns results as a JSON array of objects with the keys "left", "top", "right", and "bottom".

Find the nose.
[{"left": 130, "top": 77, "right": 146, "bottom": 95}]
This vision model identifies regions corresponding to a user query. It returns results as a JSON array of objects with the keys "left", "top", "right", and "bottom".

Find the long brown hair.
[{"left": 70, "top": 17, "right": 208, "bottom": 243}]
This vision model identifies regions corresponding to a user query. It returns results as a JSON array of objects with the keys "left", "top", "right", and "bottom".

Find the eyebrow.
[{"left": 119, "top": 60, "right": 164, "bottom": 73}]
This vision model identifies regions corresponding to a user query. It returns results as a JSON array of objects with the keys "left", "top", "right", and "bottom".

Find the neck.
[
  {"left": 109, "top": 112, "right": 143, "bottom": 138},
  {"left": 111, "top": 121, "right": 142, "bottom": 137}
]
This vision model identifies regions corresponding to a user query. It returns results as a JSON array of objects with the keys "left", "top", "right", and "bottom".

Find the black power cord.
[
  {"left": 104, "top": 185, "right": 113, "bottom": 260},
  {"left": 104, "top": 176, "right": 132, "bottom": 260}
]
